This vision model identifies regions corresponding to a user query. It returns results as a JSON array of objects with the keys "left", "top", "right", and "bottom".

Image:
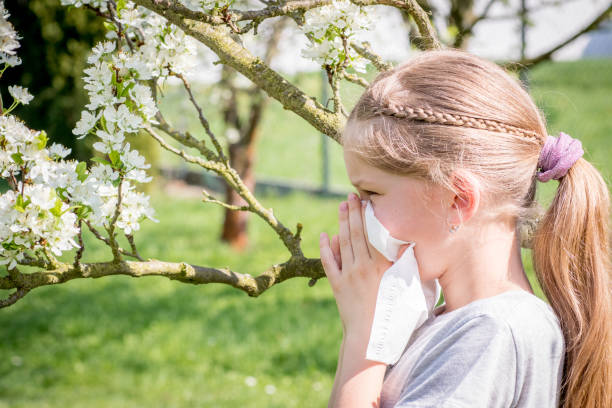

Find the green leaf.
[
  {"left": 100, "top": 114, "right": 107, "bottom": 131},
  {"left": 111, "top": 69, "right": 118, "bottom": 87},
  {"left": 37, "top": 131, "right": 48, "bottom": 150},
  {"left": 11, "top": 152, "right": 23, "bottom": 165},
  {"left": 49, "top": 198, "right": 63, "bottom": 217},
  {"left": 56, "top": 187, "right": 68, "bottom": 201},
  {"left": 91, "top": 156, "right": 109, "bottom": 165},
  {"left": 103, "top": 21, "right": 117, "bottom": 32},
  {"left": 2, "top": 241, "right": 19, "bottom": 251},
  {"left": 76, "top": 161, "right": 88, "bottom": 182},
  {"left": 14, "top": 195, "right": 25, "bottom": 213},
  {"left": 120, "top": 81, "right": 136, "bottom": 99},
  {"left": 109, "top": 150, "right": 121, "bottom": 167},
  {"left": 76, "top": 205, "right": 92, "bottom": 219},
  {"left": 117, "top": 0, "right": 127, "bottom": 12}
]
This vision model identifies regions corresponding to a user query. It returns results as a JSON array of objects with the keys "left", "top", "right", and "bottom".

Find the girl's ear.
[{"left": 447, "top": 170, "right": 480, "bottom": 226}]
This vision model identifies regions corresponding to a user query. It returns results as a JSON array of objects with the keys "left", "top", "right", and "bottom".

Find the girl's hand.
[{"left": 319, "top": 193, "right": 393, "bottom": 340}]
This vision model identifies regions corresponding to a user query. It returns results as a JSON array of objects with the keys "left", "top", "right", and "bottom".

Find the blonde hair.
[{"left": 343, "top": 48, "right": 611, "bottom": 408}]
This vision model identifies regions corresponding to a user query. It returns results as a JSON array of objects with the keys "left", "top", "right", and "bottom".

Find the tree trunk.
[
  {"left": 220, "top": 18, "right": 287, "bottom": 249},
  {"left": 220, "top": 92, "right": 266, "bottom": 249}
]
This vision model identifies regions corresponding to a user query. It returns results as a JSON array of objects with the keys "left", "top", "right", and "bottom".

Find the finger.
[
  {"left": 331, "top": 234, "right": 342, "bottom": 269},
  {"left": 338, "top": 201, "right": 354, "bottom": 264},
  {"left": 319, "top": 232, "right": 340, "bottom": 285},
  {"left": 347, "top": 193, "right": 371, "bottom": 259}
]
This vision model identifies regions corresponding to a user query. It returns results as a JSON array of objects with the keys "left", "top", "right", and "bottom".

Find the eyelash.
[{"left": 360, "top": 190, "right": 378, "bottom": 197}]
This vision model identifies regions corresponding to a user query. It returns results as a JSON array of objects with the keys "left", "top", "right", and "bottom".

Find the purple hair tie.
[{"left": 536, "top": 132, "right": 584, "bottom": 182}]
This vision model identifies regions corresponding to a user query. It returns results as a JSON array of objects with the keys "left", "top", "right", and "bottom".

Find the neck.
[{"left": 437, "top": 221, "right": 534, "bottom": 315}]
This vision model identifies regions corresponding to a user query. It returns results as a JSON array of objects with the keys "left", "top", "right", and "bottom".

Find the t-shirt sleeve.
[{"left": 393, "top": 314, "right": 518, "bottom": 408}]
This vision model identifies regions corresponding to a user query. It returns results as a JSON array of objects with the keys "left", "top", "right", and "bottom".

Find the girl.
[{"left": 319, "top": 49, "right": 611, "bottom": 408}]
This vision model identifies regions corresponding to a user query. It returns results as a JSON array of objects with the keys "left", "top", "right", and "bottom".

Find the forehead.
[{"left": 343, "top": 149, "right": 387, "bottom": 187}]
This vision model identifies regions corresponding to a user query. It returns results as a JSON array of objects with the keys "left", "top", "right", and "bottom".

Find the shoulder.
[
  {"left": 386, "top": 291, "right": 565, "bottom": 408},
  {"left": 447, "top": 290, "right": 565, "bottom": 355},
  {"left": 428, "top": 290, "right": 565, "bottom": 375},
  {"left": 433, "top": 290, "right": 563, "bottom": 342}
]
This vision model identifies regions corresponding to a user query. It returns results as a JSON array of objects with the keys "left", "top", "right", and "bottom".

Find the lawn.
[{"left": 1, "top": 58, "right": 611, "bottom": 407}]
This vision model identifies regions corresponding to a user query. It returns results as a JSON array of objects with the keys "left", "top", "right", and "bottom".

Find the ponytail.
[{"left": 532, "top": 158, "right": 612, "bottom": 407}]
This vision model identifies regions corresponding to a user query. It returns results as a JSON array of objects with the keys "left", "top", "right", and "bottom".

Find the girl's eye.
[{"left": 361, "top": 190, "right": 378, "bottom": 197}]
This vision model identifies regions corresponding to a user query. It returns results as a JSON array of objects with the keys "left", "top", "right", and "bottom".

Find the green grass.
[
  {"left": 0, "top": 191, "right": 343, "bottom": 408},
  {"left": 1, "top": 58, "right": 611, "bottom": 407}
]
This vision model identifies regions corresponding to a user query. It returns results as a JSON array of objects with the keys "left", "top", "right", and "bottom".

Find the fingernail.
[
  {"left": 319, "top": 232, "right": 325, "bottom": 241},
  {"left": 339, "top": 202, "right": 348, "bottom": 211},
  {"left": 348, "top": 192, "right": 358, "bottom": 201}
]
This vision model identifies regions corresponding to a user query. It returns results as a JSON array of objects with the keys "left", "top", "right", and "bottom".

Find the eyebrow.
[{"left": 351, "top": 180, "right": 373, "bottom": 190}]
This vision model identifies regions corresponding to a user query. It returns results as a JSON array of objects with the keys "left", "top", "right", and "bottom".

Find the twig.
[
  {"left": 83, "top": 219, "right": 144, "bottom": 260},
  {"left": 0, "top": 287, "right": 31, "bottom": 309},
  {"left": 106, "top": 176, "right": 125, "bottom": 262},
  {"left": 74, "top": 219, "right": 85, "bottom": 270},
  {"left": 153, "top": 112, "right": 218, "bottom": 162},
  {"left": 42, "top": 247, "right": 62, "bottom": 270},
  {"left": 132, "top": 0, "right": 345, "bottom": 144},
  {"left": 326, "top": 65, "right": 349, "bottom": 117},
  {"left": 146, "top": 78, "right": 219, "bottom": 162},
  {"left": 169, "top": 70, "right": 229, "bottom": 164},
  {"left": 340, "top": 70, "right": 369, "bottom": 88},
  {"left": 145, "top": 125, "right": 240, "bottom": 190},
  {"left": 145, "top": 125, "right": 302, "bottom": 256},
  {"left": 502, "top": 2, "right": 612, "bottom": 70},
  {"left": 108, "top": 0, "right": 135, "bottom": 52},
  {"left": 202, "top": 189, "right": 250, "bottom": 211},
  {"left": 351, "top": 0, "right": 441, "bottom": 50},
  {"left": 125, "top": 233, "right": 144, "bottom": 262},
  {"left": 349, "top": 40, "right": 393, "bottom": 72}
]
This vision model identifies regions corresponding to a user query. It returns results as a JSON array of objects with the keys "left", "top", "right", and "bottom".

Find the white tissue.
[{"left": 362, "top": 201, "right": 442, "bottom": 365}]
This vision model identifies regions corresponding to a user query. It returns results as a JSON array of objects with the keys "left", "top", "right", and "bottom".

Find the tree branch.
[
  {"left": 1, "top": 256, "right": 325, "bottom": 308},
  {"left": 133, "top": 0, "right": 345, "bottom": 143},
  {"left": 169, "top": 70, "right": 229, "bottom": 163},
  {"left": 502, "top": 2, "right": 612, "bottom": 70},
  {"left": 341, "top": 70, "right": 369, "bottom": 88},
  {"left": 352, "top": 0, "right": 441, "bottom": 50},
  {"left": 349, "top": 40, "right": 394, "bottom": 72},
  {"left": 144, "top": 125, "right": 303, "bottom": 256}
]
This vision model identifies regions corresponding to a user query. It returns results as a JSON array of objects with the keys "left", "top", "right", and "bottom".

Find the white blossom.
[
  {"left": 301, "top": 0, "right": 373, "bottom": 71},
  {"left": 90, "top": 162, "right": 119, "bottom": 182},
  {"left": 94, "top": 129, "right": 125, "bottom": 152},
  {"left": 48, "top": 143, "right": 71, "bottom": 159},
  {"left": 87, "top": 40, "right": 116, "bottom": 64},
  {"left": 0, "top": 53, "right": 20, "bottom": 66},
  {"left": 28, "top": 184, "right": 57, "bottom": 211},
  {"left": 83, "top": 61, "right": 113, "bottom": 93},
  {"left": 115, "top": 104, "right": 143, "bottom": 133},
  {"left": 122, "top": 143, "right": 149, "bottom": 170},
  {"left": 59, "top": 0, "right": 108, "bottom": 12},
  {"left": 8, "top": 85, "right": 33, "bottom": 105},
  {"left": 73, "top": 110, "right": 100, "bottom": 137},
  {"left": 129, "top": 84, "right": 157, "bottom": 121},
  {"left": 0, "top": 3, "right": 19, "bottom": 58}
]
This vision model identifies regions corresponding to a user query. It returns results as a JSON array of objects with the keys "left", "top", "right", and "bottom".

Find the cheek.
[{"left": 377, "top": 202, "right": 445, "bottom": 244}]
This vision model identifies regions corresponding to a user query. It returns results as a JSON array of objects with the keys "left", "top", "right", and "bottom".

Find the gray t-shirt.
[{"left": 380, "top": 290, "right": 565, "bottom": 408}]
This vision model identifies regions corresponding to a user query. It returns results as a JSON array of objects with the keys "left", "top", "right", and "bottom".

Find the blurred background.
[{"left": 1, "top": 0, "right": 611, "bottom": 407}]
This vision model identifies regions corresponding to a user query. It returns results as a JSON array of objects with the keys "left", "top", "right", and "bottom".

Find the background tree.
[
  {"left": 2, "top": 0, "right": 105, "bottom": 161},
  {"left": 220, "top": 17, "right": 289, "bottom": 249}
]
